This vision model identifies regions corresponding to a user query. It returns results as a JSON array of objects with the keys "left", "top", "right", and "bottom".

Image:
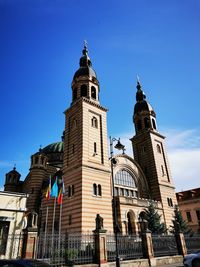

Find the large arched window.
[
  {"left": 114, "top": 169, "right": 136, "bottom": 188},
  {"left": 81, "top": 84, "right": 87, "bottom": 97},
  {"left": 114, "top": 169, "right": 138, "bottom": 198}
]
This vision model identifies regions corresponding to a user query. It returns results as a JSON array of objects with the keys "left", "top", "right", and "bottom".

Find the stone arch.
[{"left": 126, "top": 210, "right": 136, "bottom": 235}]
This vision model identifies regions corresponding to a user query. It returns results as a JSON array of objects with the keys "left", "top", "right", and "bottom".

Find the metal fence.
[
  {"left": 152, "top": 234, "right": 178, "bottom": 257},
  {"left": 36, "top": 233, "right": 94, "bottom": 266},
  {"left": 184, "top": 234, "right": 200, "bottom": 254},
  {"left": 0, "top": 234, "right": 23, "bottom": 259},
  {"left": 107, "top": 234, "right": 143, "bottom": 262}
]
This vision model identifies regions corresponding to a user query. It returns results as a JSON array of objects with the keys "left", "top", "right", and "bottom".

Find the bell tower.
[
  {"left": 131, "top": 78, "right": 177, "bottom": 229},
  {"left": 62, "top": 43, "right": 113, "bottom": 232}
]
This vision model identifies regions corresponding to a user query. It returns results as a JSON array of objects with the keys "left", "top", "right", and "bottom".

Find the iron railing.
[
  {"left": 152, "top": 234, "right": 178, "bottom": 257},
  {"left": 36, "top": 233, "right": 94, "bottom": 266},
  {"left": 107, "top": 234, "right": 143, "bottom": 262},
  {"left": 184, "top": 234, "right": 200, "bottom": 254}
]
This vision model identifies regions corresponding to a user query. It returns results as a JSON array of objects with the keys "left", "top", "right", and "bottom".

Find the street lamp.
[{"left": 109, "top": 137, "right": 125, "bottom": 267}]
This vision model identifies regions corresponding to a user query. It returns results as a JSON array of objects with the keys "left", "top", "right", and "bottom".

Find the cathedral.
[{"left": 4, "top": 44, "right": 177, "bottom": 234}]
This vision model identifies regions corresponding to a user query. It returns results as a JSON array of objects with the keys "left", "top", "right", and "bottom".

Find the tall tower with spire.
[
  {"left": 131, "top": 79, "right": 177, "bottom": 229},
  {"left": 62, "top": 43, "right": 113, "bottom": 232}
]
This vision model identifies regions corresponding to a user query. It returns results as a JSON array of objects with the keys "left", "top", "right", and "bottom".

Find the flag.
[
  {"left": 45, "top": 176, "right": 51, "bottom": 200},
  {"left": 50, "top": 177, "right": 58, "bottom": 198},
  {"left": 57, "top": 180, "right": 65, "bottom": 205}
]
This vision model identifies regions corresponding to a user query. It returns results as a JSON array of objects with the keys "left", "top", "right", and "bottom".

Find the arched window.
[
  {"left": 73, "top": 88, "right": 77, "bottom": 101},
  {"left": 93, "top": 183, "right": 97, "bottom": 195},
  {"left": 91, "top": 117, "right": 98, "bottom": 128},
  {"left": 144, "top": 117, "right": 150, "bottom": 129},
  {"left": 157, "top": 144, "right": 161, "bottom": 153},
  {"left": 152, "top": 118, "right": 156, "bottom": 129},
  {"left": 114, "top": 169, "right": 136, "bottom": 188},
  {"left": 35, "top": 156, "right": 38, "bottom": 164},
  {"left": 91, "top": 86, "right": 96, "bottom": 99},
  {"left": 81, "top": 84, "right": 87, "bottom": 97},
  {"left": 98, "top": 184, "right": 102, "bottom": 196},
  {"left": 72, "top": 119, "right": 77, "bottom": 129},
  {"left": 68, "top": 186, "right": 71, "bottom": 197},
  {"left": 94, "top": 142, "right": 97, "bottom": 153}
]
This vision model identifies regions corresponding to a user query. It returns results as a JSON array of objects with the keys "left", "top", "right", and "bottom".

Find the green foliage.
[
  {"left": 171, "top": 205, "right": 191, "bottom": 234},
  {"left": 143, "top": 201, "right": 166, "bottom": 234}
]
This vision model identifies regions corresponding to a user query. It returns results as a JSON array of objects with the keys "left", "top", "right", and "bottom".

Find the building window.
[
  {"left": 72, "top": 119, "right": 77, "bottom": 129},
  {"left": 91, "top": 117, "right": 98, "bottom": 128},
  {"left": 94, "top": 142, "right": 97, "bottom": 154},
  {"left": 161, "top": 165, "right": 165, "bottom": 176},
  {"left": 196, "top": 210, "right": 200, "bottom": 221},
  {"left": 144, "top": 117, "right": 150, "bottom": 128},
  {"left": 68, "top": 185, "right": 75, "bottom": 197},
  {"left": 35, "top": 156, "right": 38, "bottom": 164},
  {"left": 0, "top": 221, "right": 10, "bottom": 255},
  {"left": 91, "top": 86, "right": 96, "bottom": 99},
  {"left": 73, "top": 88, "right": 77, "bottom": 100},
  {"left": 157, "top": 144, "right": 161, "bottom": 153},
  {"left": 167, "top": 198, "right": 173, "bottom": 207},
  {"left": 152, "top": 118, "right": 156, "bottom": 129},
  {"left": 114, "top": 169, "right": 136, "bottom": 188},
  {"left": 31, "top": 188, "right": 34, "bottom": 194},
  {"left": 186, "top": 211, "right": 192, "bottom": 222},
  {"left": 93, "top": 183, "right": 102, "bottom": 196},
  {"left": 98, "top": 184, "right": 102, "bottom": 196},
  {"left": 81, "top": 84, "right": 87, "bottom": 97}
]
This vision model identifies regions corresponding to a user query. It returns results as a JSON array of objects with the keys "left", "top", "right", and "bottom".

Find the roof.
[{"left": 41, "top": 141, "right": 63, "bottom": 154}]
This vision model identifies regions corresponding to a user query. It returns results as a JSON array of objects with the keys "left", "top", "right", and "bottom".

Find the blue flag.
[{"left": 50, "top": 177, "right": 58, "bottom": 198}]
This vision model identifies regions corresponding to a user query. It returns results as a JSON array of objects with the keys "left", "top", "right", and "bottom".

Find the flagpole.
[
  {"left": 51, "top": 196, "right": 56, "bottom": 257},
  {"left": 58, "top": 203, "right": 62, "bottom": 253},
  {"left": 43, "top": 205, "right": 49, "bottom": 258}
]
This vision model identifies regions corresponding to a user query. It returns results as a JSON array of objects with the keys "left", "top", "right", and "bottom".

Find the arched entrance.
[{"left": 127, "top": 210, "right": 136, "bottom": 235}]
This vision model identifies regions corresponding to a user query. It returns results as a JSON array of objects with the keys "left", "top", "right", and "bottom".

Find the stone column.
[
  {"left": 173, "top": 220, "right": 187, "bottom": 256},
  {"left": 93, "top": 214, "right": 108, "bottom": 266},
  {"left": 22, "top": 228, "right": 38, "bottom": 259},
  {"left": 140, "top": 220, "right": 154, "bottom": 259}
]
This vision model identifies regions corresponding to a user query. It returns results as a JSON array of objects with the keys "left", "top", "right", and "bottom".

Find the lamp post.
[{"left": 109, "top": 137, "right": 125, "bottom": 267}]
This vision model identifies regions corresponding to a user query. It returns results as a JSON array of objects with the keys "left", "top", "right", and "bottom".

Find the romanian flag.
[
  {"left": 45, "top": 176, "right": 51, "bottom": 200},
  {"left": 50, "top": 177, "right": 58, "bottom": 198},
  {"left": 57, "top": 180, "right": 65, "bottom": 205}
]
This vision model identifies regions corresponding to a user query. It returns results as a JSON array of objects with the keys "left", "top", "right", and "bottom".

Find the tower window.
[
  {"left": 152, "top": 118, "right": 156, "bottom": 129},
  {"left": 167, "top": 198, "right": 173, "bottom": 207},
  {"left": 196, "top": 210, "right": 200, "bottom": 221},
  {"left": 72, "top": 119, "right": 77, "bottom": 129},
  {"left": 69, "top": 215, "right": 72, "bottom": 225},
  {"left": 91, "top": 86, "right": 96, "bottom": 99},
  {"left": 93, "top": 183, "right": 97, "bottom": 195},
  {"left": 144, "top": 117, "right": 150, "bottom": 128},
  {"left": 91, "top": 117, "right": 98, "bottom": 128},
  {"left": 93, "top": 183, "right": 102, "bottom": 196},
  {"left": 81, "top": 84, "right": 87, "bottom": 97},
  {"left": 35, "top": 157, "right": 39, "bottom": 164},
  {"left": 98, "top": 184, "right": 102, "bottom": 196},
  {"left": 73, "top": 88, "right": 77, "bottom": 101},
  {"left": 156, "top": 144, "right": 161, "bottom": 153},
  {"left": 94, "top": 142, "right": 97, "bottom": 153},
  {"left": 186, "top": 211, "right": 192, "bottom": 222},
  {"left": 161, "top": 165, "right": 165, "bottom": 176}
]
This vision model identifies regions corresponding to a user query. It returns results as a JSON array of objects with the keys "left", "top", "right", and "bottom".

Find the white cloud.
[{"left": 112, "top": 128, "right": 200, "bottom": 193}]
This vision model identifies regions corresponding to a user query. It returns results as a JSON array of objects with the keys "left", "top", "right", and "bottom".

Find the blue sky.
[{"left": 0, "top": 0, "right": 200, "bottom": 191}]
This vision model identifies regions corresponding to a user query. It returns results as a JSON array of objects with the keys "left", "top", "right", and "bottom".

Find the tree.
[
  {"left": 171, "top": 205, "right": 191, "bottom": 234},
  {"left": 143, "top": 201, "right": 166, "bottom": 234}
]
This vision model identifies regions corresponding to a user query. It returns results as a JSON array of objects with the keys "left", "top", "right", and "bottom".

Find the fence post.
[
  {"left": 140, "top": 220, "right": 154, "bottom": 261},
  {"left": 173, "top": 220, "right": 187, "bottom": 256},
  {"left": 93, "top": 214, "right": 108, "bottom": 266},
  {"left": 22, "top": 228, "right": 38, "bottom": 259}
]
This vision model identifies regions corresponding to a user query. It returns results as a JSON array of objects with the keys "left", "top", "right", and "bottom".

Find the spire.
[
  {"left": 136, "top": 76, "right": 146, "bottom": 102},
  {"left": 80, "top": 40, "right": 92, "bottom": 67}
]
